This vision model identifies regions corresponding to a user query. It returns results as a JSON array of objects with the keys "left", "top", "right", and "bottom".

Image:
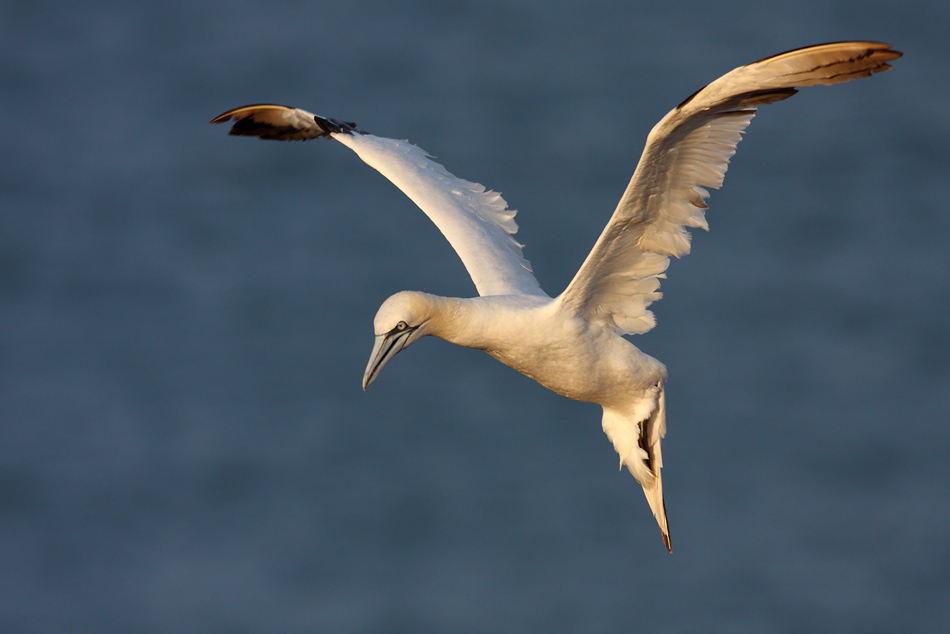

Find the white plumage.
[{"left": 212, "top": 42, "right": 900, "bottom": 552}]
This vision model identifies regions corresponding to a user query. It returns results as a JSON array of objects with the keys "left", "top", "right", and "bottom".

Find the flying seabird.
[{"left": 211, "top": 41, "right": 901, "bottom": 552}]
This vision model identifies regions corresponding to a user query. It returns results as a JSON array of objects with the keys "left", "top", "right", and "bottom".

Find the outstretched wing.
[
  {"left": 211, "top": 105, "right": 546, "bottom": 298},
  {"left": 557, "top": 41, "right": 901, "bottom": 335}
]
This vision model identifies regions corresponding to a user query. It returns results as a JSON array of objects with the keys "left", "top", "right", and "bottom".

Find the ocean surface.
[{"left": 2, "top": 1, "right": 949, "bottom": 632}]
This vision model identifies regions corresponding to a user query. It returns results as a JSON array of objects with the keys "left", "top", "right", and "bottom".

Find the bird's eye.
[{"left": 396, "top": 321, "right": 409, "bottom": 331}]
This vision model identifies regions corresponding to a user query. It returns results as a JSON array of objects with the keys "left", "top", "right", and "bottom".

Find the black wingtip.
[
  {"left": 210, "top": 104, "right": 364, "bottom": 141},
  {"left": 315, "top": 115, "right": 362, "bottom": 135},
  {"left": 226, "top": 112, "right": 360, "bottom": 141},
  {"left": 226, "top": 116, "right": 294, "bottom": 140}
]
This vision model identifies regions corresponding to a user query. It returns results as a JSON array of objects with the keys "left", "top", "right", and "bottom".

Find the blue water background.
[{"left": 2, "top": 1, "right": 949, "bottom": 632}]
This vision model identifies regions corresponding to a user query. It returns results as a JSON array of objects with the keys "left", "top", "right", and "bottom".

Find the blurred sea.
[{"left": 2, "top": 1, "right": 949, "bottom": 632}]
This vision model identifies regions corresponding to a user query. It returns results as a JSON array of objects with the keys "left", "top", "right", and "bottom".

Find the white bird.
[{"left": 211, "top": 41, "right": 900, "bottom": 552}]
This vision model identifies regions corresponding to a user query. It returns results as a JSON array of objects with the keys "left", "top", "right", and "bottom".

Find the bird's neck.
[{"left": 423, "top": 295, "right": 528, "bottom": 351}]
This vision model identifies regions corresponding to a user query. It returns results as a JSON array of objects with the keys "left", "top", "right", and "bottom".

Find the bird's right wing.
[
  {"left": 211, "top": 105, "right": 546, "bottom": 298},
  {"left": 557, "top": 42, "right": 901, "bottom": 335}
]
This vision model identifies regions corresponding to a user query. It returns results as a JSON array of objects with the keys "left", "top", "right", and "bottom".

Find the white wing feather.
[
  {"left": 210, "top": 104, "right": 545, "bottom": 298},
  {"left": 334, "top": 132, "right": 545, "bottom": 297},
  {"left": 558, "top": 41, "right": 901, "bottom": 335}
]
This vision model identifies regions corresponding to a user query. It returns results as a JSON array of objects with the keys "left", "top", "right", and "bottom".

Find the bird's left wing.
[
  {"left": 211, "top": 105, "right": 546, "bottom": 298},
  {"left": 557, "top": 41, "right": 901, "bottom": 335}
]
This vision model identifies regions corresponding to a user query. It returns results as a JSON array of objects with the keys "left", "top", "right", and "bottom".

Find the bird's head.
[{"left": 362, "top": 291, "right": 434, "bottom": 390}]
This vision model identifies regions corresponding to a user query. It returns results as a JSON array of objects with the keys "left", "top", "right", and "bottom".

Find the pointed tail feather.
[
  {"left": 643, "top": 475, "right": 671, "bottom": 553},
  {"left": 602, "top": 386, "right": 671, "bottom": 552}
]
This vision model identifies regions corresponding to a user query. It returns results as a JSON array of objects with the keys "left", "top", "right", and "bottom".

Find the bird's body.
[
  {"left": 211, "top": 41, "right": 900, "bottom": 552},
  {"left": 382, "top": 292, "right": 666, "bottom": 406}
]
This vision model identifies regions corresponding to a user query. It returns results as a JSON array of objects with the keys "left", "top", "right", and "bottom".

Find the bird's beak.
[{"left": 362, "top": 328, "right": 415, "bottom": 390}]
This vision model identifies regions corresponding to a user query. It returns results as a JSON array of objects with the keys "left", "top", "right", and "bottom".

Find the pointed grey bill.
[{"left": 362, "top": 328, "right": 415, "bottom": 390}]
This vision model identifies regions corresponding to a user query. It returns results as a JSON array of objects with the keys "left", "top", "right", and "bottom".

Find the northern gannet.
[{"left": 211, "top": 41, "right": 901, "bottom": 552}]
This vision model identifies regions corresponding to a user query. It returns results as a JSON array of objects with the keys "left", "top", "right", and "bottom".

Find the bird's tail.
[{"left": 602, "top": 386, "right": 671, "bottom": 552}]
